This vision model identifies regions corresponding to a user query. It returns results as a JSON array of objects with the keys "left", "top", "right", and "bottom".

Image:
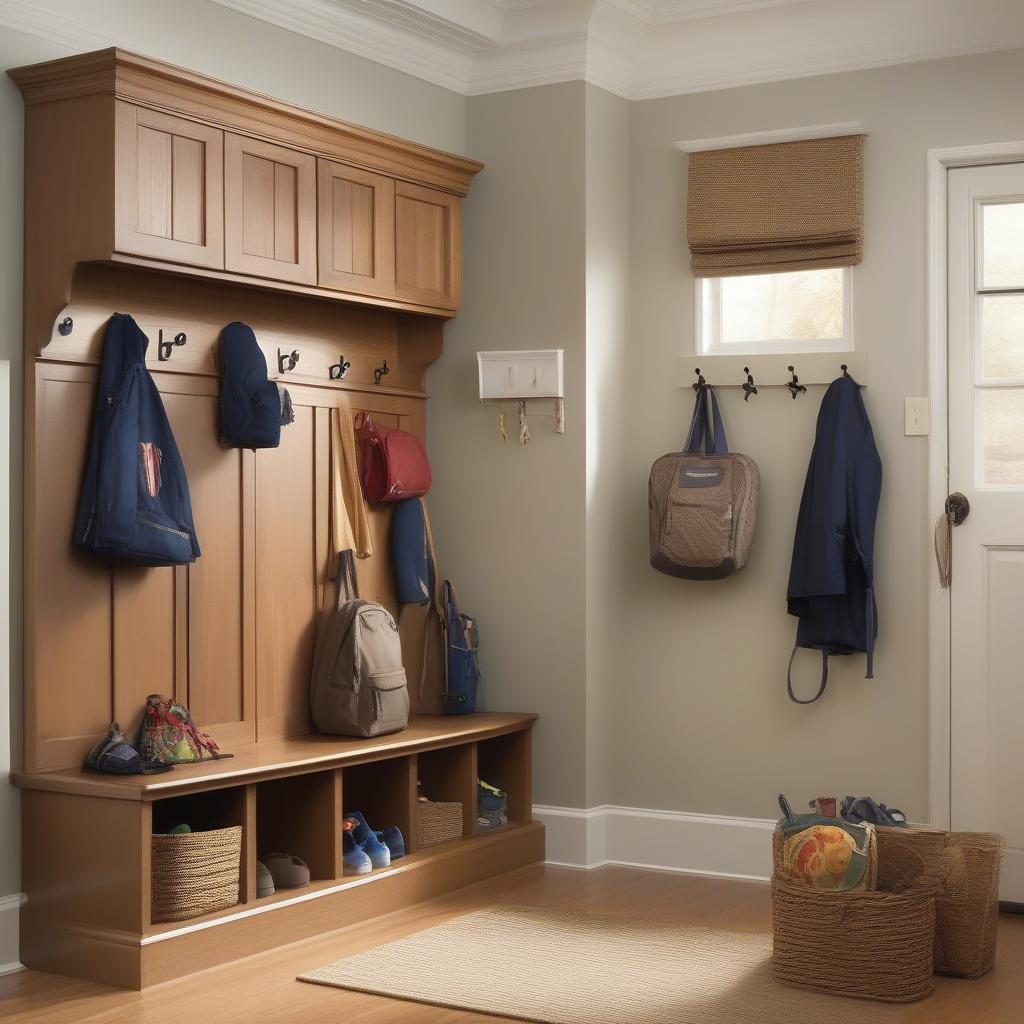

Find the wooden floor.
[{"left": 3, "top": 863, "right": 1023, "bottom": 1023}]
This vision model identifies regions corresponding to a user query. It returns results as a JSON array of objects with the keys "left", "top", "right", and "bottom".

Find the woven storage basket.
[
  {"left": 877, "top": 826, "right": 1003, "bottom": 979},
  {"left": 151, "top": 825, "right": 242, "bottom": 923},
  {"left": 417, "top": 797, "right": 463, "bottom": 848},
  {"left": 772, "top": 832, "right": 938, "bottom": 1002}
]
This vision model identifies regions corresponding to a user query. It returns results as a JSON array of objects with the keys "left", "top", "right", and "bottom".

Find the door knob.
[
  {"left": 945, "top": 492, "right": 970, "bottom": 525},
  {"left": 935, "top": 492, "right": 970, "bottom": 588}
]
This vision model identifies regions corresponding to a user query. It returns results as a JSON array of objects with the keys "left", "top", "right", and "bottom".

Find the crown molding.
[
  {"left": 5, "top": 0, "right": 1024, "bottom": 103},
  {"left": 675, "top": 121, "right": 865, "bottom": 152}
]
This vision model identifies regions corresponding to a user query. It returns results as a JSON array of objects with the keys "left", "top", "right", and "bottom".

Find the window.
[{"left": 697, "top": 267, "right": 852, "bottom": 355}]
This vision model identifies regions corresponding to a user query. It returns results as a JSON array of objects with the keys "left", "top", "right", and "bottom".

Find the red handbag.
[{"left": 355, "top": 413, "right": 431, "bottom": 503}]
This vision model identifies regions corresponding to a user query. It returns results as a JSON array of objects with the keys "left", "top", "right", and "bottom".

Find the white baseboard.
[
  {"left": 534, "top": 805, "right": 774, "bottom": 880},
  {"left": 0, "top": 893, "right": 25, "bottom": 975}
]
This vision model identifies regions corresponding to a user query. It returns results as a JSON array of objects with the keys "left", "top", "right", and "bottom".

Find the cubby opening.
[
  {"left": 417, "top": 744, "right": 477, "bottom": 843},
  {"left": 477, "top": 731, "right": 532, "bottom": 826},
  {"left": 152, "top": 785, "right": 247, "bottom": 835},
  {"left": 256, "top": 770, "right": 340, "bottom": 886},
  {"left": 343, "top": 756, "right": 415, "bottom": 852}
]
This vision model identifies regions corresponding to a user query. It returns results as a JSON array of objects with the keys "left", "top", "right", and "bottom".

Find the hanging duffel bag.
[{"left": 648, "top": 383, "right": 759, "bottom": 579}]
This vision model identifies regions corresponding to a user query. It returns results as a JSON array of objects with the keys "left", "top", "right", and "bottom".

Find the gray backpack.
[
  {"left": 649, "top": 385, "right": 760, "bottom": 579},
  {"left": 310, "top": 553, "right": 410, "bottom": 737}
]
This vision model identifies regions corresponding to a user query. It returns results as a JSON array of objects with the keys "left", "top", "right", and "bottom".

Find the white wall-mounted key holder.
[{"left": 478, "top": 349, "right": 565, "bottom": 436}]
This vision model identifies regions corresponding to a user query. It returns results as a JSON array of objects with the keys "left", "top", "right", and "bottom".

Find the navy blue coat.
[{"left": 787, "top": 374, "right": 881, "bottom": 701}]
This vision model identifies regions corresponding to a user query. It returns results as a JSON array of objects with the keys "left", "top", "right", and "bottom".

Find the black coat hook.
[
  {"left": 58, "top": 316, "right": 73, "bottom": 337},
  {"left": 278, "top": 348, "right": 300, "bottom": 373},
  {"left": 158, "top": 330, "right": 187, "bottom": 361},
  {"left": 374, "top": 359, "right": 390, "bottom": 385},
  {"left": 841, "top": 363, "right": 850, "bottom": 378},
  {"left": 329, "top": 356, "right": 351, "bottom": 381},
  {"left": 786, "top": 365, "right": 807, "bottom": 400},
  {"left": 691, "top": 367, "right": 706, "bottom": 392},
  {"left": 742, "top": 366, "right": 758, "bottom": 402}
]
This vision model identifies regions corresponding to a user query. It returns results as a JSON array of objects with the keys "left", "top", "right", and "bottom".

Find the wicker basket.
[
  {"left": 877, "top": 826, "right": 1003, "bottom": 978},
  {"left": 151, "top": 825, "right": 242, "bottom": 923},
  {"left": 772, "top": 830, "right": 939, "bottom": 1002},
  {"left": 417, "top": 797, "right": 463, "bottom": 848}
]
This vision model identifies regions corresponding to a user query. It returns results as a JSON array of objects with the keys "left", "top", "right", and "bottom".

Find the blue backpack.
[
  {"left": 218, "top": 321, "right": 293, "bottom": 449},
  {"left": 74, "top": 313, "right": 200, "bottom": 566},
  {"left": 391, "top": 498, "right": 479, "bottom": 713}
]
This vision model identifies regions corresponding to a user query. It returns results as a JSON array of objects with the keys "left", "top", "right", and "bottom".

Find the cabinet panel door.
[
  {"left": 225, "top": 134, "right": 316, "bottom": 285},
  {"left": 394, "top": 181, "right": 461, "bottom": 309},
  {"left": 115, "top": 102, "right": 224, "bottom": 269},
  {"left": 317, "top": 160, "right": 395, "bottom": 297}
]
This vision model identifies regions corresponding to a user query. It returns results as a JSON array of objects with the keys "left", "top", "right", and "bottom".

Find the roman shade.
[{"left": 686, "top": 134, "right": 865, "bottom": 277}]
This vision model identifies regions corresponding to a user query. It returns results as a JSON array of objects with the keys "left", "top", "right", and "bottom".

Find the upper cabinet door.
[
  {"left": 224, "top": 133, "right": 317, "bottom": 285},
  {"left": 394, "top": 181, "right": 461, "bottom": 310},
  {"left": 115, "top": 102, "right": 224, "bottom": 269},
  {"left": 317, "top": 160, "right": 395, "bottom": 297}
]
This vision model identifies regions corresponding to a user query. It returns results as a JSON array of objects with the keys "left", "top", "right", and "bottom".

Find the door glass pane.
[
  {"left": 981, "top": 389, "right": 1024, "bottom": 484},
  {"left": 981, "top": 294, "right": 1024, "bottom": 380},
  {"left": 719, "top": 269, "right": 844, "bottom": 344},
  {"left": 981, "top": 201, "right": 1024, "bottom": 289}
]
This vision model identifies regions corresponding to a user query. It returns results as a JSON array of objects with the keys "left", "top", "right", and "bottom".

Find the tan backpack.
[
  {"left": 649, "top": 384, "right": 760, "bottom": 579},
  {"left": 310, "top": 553, "right": 410, "bottom": 739}
]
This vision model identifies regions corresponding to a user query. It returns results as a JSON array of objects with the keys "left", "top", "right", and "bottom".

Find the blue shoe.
[
  {"left": 342, "top": 824, "right": 372, "bottom": 875},
  {"left": 344, "top": 811, "right": 391, "bottom": 869},
  {"left": 376, "top": 826, "right": 405, "bottom": 860}
]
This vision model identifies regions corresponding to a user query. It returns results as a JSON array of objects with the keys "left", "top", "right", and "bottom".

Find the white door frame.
[{"left": 926, "top": 140, "right": 1024, "bottom": 830}]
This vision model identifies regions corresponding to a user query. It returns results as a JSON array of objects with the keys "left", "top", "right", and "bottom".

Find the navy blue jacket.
[{"left": 787, "top": 374, "right": 881, "bottom": 701}]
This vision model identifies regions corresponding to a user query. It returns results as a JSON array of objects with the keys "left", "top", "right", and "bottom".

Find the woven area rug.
[{"left": 299, "top": 906, "right": 905, "bottom": 1023}]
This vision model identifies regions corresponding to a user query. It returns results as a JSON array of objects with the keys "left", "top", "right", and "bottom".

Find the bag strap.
[
  {"left": 787, "top": 645, "right": 829, "bottom": 704},
  {"left": 332, "top": 549, "right": 359, "bottom": 611},
  {"left": 684, "top": 384, "right": 729, "bottom": 456},
  {"left": 418, "top": 499, "right": 446, "bottom": 700}
]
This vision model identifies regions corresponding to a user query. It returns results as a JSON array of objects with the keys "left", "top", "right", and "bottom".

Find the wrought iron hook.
[
  {"left": 158, "top": 330, "right": 187, "bottom": 361},
  {"left": 374, "top": 359, "right": 390, "bottom": 385},
  {"left": 742, "top": 366, "right": 758, "bottom": 402},
  {"left": 786, "top": 365, "right": 807, "bottom": 400},
  {"left": 278, "top": 348, "right": 300, "bottom": 373},
  {"left": 691, "top": 367, "right": 706, "bottom": 392},
  {"left": 329, "top": 355, "right": 351, "bottom": 381}
]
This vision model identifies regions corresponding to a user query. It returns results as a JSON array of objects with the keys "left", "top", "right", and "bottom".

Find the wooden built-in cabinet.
[
  {"left": 224, "top": 133, "right": 317, "bottom": 285},
  {"left": 10, "top": 48, "right": 541, "bottom": 995},
  {"left": 115, "top": 102, "right": 225, "bottom": 269},
  {"left": 395, "top": 181, "right": 461, "bottom": 308},
  {"left": 317, "top": 159, "right": 395, "bottom": 297}
]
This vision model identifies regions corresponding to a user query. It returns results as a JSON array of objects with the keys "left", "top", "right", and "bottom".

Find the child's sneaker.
[
  {"left": 344, "top": 811, "right": 391, "bottom": 869},
  {"left": 376, "top": 825, "right": 406, "bottom": 860},
  {"left": 343, "top": 821, "right": 372, "bottom": 875}
]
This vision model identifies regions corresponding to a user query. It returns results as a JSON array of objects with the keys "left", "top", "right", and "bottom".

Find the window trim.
[{"left": 696, "top": 266, "right": 854, "bottom": 356}]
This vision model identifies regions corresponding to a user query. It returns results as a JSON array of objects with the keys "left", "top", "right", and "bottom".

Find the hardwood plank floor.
[{"left": 2, "top": 864, "right": 1022, "bottom": 1023}]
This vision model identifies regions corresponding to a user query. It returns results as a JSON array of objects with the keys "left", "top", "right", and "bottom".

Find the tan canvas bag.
[{"left": 648, "top": 384, "right": 760, "bottom": 579}]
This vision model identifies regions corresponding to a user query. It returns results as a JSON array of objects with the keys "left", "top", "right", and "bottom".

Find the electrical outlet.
[{"left": 905, "top": 397, "right": 929, "bottom": 436}]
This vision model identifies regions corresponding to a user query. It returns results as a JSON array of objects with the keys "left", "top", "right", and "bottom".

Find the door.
[
  {"left": 318, "top": 159, "right": 395, "bottom": 297},
  {"left": 394, "top": 181, "right": 460, "bottom": 309},
  {"left": 224, "top": 133, "right": 316, "bottom": 285},
  {"left": 114, "top": 102, "right": 224, "bottom": 269},
  {"left": 948, "top": 162, "right": 1024, "bottom": 903}
]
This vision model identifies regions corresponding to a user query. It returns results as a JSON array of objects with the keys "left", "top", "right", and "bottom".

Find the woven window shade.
[{"left": 686, "top": 134, "right": 865, "bottom": 277}]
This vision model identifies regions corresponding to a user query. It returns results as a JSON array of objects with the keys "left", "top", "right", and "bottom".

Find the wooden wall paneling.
[
  {"left": 255, "top": 403, "right": 318, "bottom": 739},
  {"left": 394, "top": 181, "right": 461, "bottom": 310},
  {"left": 112, "top": 565, "right": 176, "bottom": 735},
  {"left": 163, "top": 386, "right": 253, "bottom": 748},
  {"left": 114, "top": 101, "right": 224, "bottom": 269},
  {"left": 317, "top": 159, "right": 395, "bottom": 297},
  {"left": 225, "top": 133, "right": 316, "bottom": 285},
  {"left": 30, "top": 365, "right": 113, "bottom": 772}
]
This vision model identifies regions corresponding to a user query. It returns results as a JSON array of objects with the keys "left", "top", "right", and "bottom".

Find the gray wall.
[
  {"left": 428, "top": 83, "right": 590, "bottom": 809},
  {"left": 0, "top": 0, "right": 465, "bottom": 908},
  {"left": 618, "top": 48, "right": 1024, "bottom": 820}
]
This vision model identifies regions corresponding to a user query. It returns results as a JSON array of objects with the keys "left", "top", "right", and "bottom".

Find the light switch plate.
[{"left": 905, "top": 397, "right": 929, "bottom": 436}]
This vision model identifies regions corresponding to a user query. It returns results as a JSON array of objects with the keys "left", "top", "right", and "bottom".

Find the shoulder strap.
[
  {"left": 787, "top": 645, "right": 829, "bottom": 704},
  {"left": 684, "top": 384, "right": 729, "bottom": 456},
  {"left": 416, "top": 499, "right": 446, "bottom": 699}
]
